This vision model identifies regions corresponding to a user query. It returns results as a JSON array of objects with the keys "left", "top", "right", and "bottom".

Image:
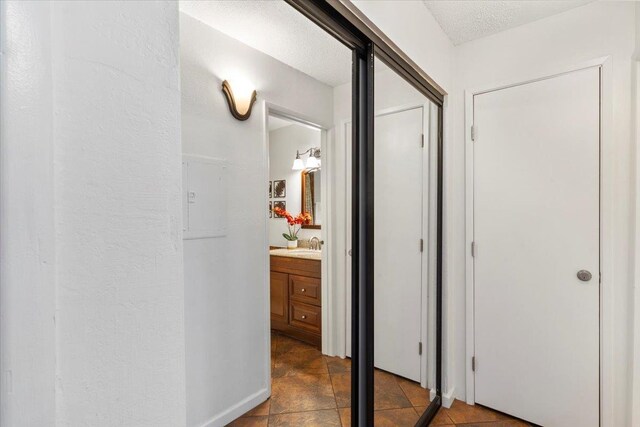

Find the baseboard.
[
  {"left": 198, "top": 388, "right": 270, "bottom": 427},
  {"left": 429, "top": 387, "right": 455, "bottom": 409}
]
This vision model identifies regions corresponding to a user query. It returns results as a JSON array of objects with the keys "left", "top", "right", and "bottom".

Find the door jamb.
[{"left": 464, "top": 56, "right": 613, "bottom": 427}]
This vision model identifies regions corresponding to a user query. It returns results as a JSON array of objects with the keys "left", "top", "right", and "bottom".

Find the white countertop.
[{"left": 270, "top": 248, "right": 322, "bottom": 260}]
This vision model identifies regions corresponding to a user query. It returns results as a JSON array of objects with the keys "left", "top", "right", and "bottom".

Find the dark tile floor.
[{"left": 227, "top": 333, "right": 530, "bottom": 426}]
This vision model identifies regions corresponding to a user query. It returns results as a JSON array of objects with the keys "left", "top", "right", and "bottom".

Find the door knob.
[{"left": 577, "top": 270, "right": 592, "bottom": 282}]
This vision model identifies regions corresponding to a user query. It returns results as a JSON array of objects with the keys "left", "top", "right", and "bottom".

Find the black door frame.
[{"left": 284, "top": 1, "right": 446, "bottom": 425}]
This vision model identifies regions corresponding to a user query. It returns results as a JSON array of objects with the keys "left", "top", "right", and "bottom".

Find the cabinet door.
[{"left": 270, "top": 271, "right": 288, "bottom": 324}]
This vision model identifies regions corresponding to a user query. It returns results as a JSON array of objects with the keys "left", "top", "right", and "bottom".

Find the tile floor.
[{"left": 227, "top": 333, "right": 531, "bottom": 427}]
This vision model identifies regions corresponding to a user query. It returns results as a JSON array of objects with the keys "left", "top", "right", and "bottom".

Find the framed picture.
[
  {"left": 269, "top": 181, "right": 272, "bottom": 199},
  {"left": 273, "top": 179, "right": 286, "bottom": 198},
  {"left": 269, "top": 201, "right": 272, "bottom": 218},
  {"left": 273, "top": 201, "right": 286, "bottom": 218}
]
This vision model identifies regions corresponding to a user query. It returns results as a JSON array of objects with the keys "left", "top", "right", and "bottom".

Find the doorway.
[
  {"left": 266, "top": 110, "right": 327, "bottom": 350},
  {"left": 469, "top": 66, "right": 601, "bottom": 426}
]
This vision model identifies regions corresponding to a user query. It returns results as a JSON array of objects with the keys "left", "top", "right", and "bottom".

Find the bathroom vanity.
[{"left": 270, "top": 248, "right": 321, "bottom": 347}]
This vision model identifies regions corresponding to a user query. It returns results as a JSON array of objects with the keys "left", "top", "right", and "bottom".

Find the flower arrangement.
[{"left": 273, "top": 207, "right": 312, "bottom": 242}]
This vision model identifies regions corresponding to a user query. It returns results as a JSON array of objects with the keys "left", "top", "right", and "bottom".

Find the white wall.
[
  {"left": 1, "top": 2, "right": 56, "bottom": 425},
  {"left": 179, "top": 12, "right": 334, "bottom": 426},
  {"left": 1, "top": 1, "right": 186, "bottom": 426},
  {"left": 632, "top": 4, "right": 640, "bottom": 426},
  {"left": 268, "top": 124, "right": 322, "bottom": 247},
  {"left": 451, "top": 2, "right": 637, "bottom": 425}
]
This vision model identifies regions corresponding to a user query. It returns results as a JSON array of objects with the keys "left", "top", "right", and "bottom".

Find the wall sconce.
[
  {"left": 222, "top": 79, "right": 257, "bottom": 121},
  {"left": 292, "top": 148, "right": 321, "bottom": 170}
]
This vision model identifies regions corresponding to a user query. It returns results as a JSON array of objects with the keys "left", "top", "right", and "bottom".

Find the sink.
[{"left": 270, "top": 248, "right": 322, "bottom": 260}]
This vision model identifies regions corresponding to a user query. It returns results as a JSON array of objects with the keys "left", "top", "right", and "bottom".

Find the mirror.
[
  {"left": 372, "top": 56, "right": 440, "bottom": 425},
  {"left": 301, "top": 169, "right": 321, "bottom": 228}
]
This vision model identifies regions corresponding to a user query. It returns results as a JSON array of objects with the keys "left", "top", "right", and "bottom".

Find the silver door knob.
[{"left": 577, "top": 270, "right": 592, "bottom": 282}]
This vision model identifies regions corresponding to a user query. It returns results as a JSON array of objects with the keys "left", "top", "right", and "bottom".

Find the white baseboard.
[
  {"left": 198, "top": 388, "right": 270, "bottom": 427},
  {"left": 429, "top": 387, "right": 456, "bottom": 409}
]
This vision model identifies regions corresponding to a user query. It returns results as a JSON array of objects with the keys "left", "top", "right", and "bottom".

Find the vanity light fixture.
[
  {"left": 221, "top": 79, "right": 257, "bottom": 121},
  {"left": 292, "top": 148, "right": 321, "bottom": 170}
]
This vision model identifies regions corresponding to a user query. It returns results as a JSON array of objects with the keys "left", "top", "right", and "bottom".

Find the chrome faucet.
[{"left": 309, "top": 237, "right": 322, "bottom": 251}]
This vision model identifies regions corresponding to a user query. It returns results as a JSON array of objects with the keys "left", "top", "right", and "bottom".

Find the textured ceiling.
[
  {"left": 179, "top": 1, "right": 351, "bottom": 87},
  {"left": 423, "top": 0, "right": 594, "bottom": 45}
]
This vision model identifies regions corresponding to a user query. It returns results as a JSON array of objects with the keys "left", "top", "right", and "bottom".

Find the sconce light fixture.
[
  {"left": 222, "top": 79, "right": 257, "bottom": 121},
  {"left": 292, "top": 148, "right": 321, "bottom": 170}
]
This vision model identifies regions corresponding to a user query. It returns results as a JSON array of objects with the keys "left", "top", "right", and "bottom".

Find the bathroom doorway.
[{"left": 266, "top": 110, "right": 328, "bottom": 350}]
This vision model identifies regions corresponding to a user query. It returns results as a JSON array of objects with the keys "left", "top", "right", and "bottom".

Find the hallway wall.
[{"left": 1, "top": 1, "right": 186, "bottom": 426}]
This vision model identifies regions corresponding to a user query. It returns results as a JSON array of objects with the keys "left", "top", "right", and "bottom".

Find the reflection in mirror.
[
  {"left": 372, "top": 57, "right": 439, "bottom": 425},
  {"left": 268, "top": 115, "right": 322, "bottom": 239},
  {"left": 179, "top": 1, "right": 351, "bottom": 426},
  {"left": 301, "top": 169, "right": 321, "bottom": 228}
]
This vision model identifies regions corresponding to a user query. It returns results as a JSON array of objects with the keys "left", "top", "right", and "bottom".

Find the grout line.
[
  {"left": 394, "top": 373, "right": 414, "bottom": 407},
  {"left": 327, "top": 360, "right": 342, "bottom": 426},
  {"left": 267, "top": 332, "right": 277, "bottom": 427}
]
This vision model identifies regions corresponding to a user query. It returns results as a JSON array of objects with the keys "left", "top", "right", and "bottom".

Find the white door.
[
  {"left": 473, "top": 67, "right": 600, "bottom": 426},
  {"left": 373, "top": 107, "right": 424, "bottom": 381}
]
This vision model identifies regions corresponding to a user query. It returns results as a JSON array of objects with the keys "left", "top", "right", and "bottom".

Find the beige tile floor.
[{"left": 227, "top": 333, "right": 531, "bottom": 427}]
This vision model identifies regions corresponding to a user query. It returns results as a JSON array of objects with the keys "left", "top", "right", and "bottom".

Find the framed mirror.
[{"left": 301, "top": 169, "right": 321, "bottom": 228}]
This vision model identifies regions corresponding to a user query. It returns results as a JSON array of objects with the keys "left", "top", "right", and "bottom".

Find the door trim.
[{"left": 464, "top": 56, "right": 614, "bottom": 426}]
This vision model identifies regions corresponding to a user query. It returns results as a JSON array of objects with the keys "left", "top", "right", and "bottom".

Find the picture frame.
[
  {"left": 273, "top": 179, "right": 286, "bottom": 198},
  {"left": 269, "top": 201, "right": 272, "bottom": 218},
  {"left": 273, "top": 200, "right": 286, "bottom": 217},
  {"left": 269, "top": 181, "right": 272, "bottom": 199}
]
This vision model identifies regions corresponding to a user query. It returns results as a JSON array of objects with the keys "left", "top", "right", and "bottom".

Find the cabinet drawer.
[
  {"left": 290, "top": 301, "right": 321, "bottom": 334},
  {"left": 289, "top": 275, "right": 321, "bottom": 306}
]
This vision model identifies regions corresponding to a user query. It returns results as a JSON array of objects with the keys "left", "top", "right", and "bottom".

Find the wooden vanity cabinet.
[{"left": 270, "top": 255, "right": 321, "bottom": 347}]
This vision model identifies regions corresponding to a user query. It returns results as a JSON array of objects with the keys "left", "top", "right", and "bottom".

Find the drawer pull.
[
  {"left": 301, "top": 288, "right": 306, "bottom": 292},
  {"left": 301, "top": 315, "right": 307, "bottom": 319}
]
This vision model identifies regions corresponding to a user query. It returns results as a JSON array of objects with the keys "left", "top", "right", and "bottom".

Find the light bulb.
[
  {"left": 306, "top": 156, "right": 319, "bottom": 169},
  {"left": 292, "top": 157, "right": 305, "bottom": 170}
]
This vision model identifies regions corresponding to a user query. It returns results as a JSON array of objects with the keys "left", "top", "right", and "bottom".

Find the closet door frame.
[{"left": 464, "top": 56, "right": 614, "bottom": 426}]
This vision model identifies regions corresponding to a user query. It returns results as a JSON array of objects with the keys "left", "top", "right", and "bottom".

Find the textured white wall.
[
  {"left": 53, "top": 2, "right": 185, "bottom": 425},
  {"left": 180, "top": 13, "right": 334, "bottom": 426},
  {"left": 1, "top": 1, "right": 56, "bottom": 425},
  {"left": 452, "top": 2, "right": 636, "bottom": 424},
  {"left": 1, "top": 1, "right": 186, "bottom": 426},
  {"left": 634, "top": 7, "right": 640, "bottom": 426},
  {"left": 268, "top": 124, "right": 322, "bottom": 247}
]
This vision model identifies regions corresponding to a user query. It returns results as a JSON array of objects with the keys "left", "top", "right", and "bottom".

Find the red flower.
[{"left": 274, "top": 208, "right": 313, "bottom": 241}]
